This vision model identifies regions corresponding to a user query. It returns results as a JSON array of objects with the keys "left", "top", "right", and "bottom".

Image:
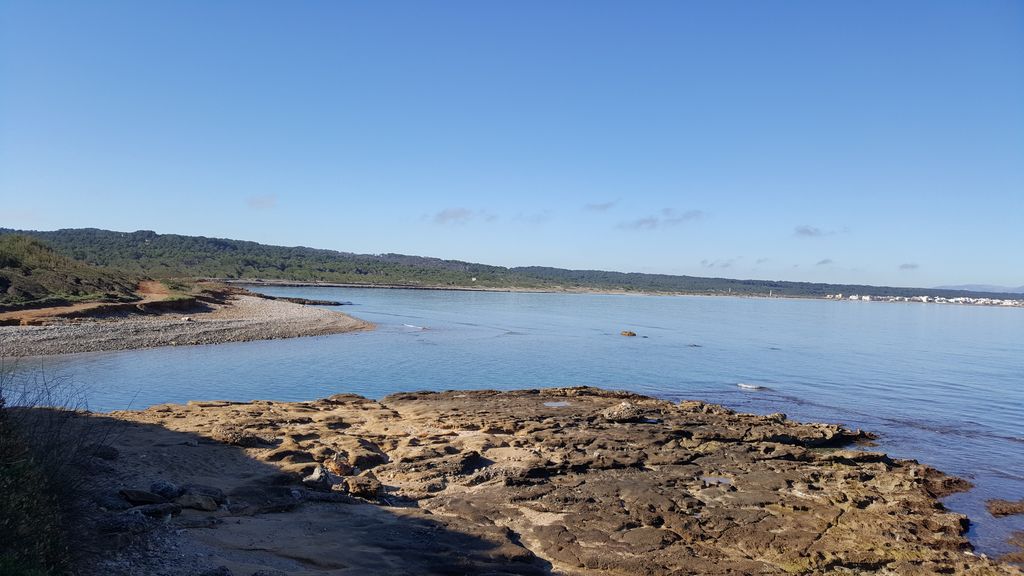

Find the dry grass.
[{"left": 0, "top": 356, "right": 116, "bottom": 575}]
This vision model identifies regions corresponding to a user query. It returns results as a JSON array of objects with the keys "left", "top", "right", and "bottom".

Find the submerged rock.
[{"left": 988, "top": 499, "right": 1024, "bottom": 517}]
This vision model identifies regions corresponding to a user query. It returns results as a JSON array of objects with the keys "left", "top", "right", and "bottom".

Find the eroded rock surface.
[{"left": 110, "top": 387, "right": 1021, "bottom": 575}]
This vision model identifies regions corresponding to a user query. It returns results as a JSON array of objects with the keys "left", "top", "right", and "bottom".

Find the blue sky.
[{"left": 2, "top": 1, "right": 1022, "bottom": 287}]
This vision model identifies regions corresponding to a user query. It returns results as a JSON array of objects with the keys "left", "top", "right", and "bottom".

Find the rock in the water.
[
  {"left": 620, "top": 330, "right": 637, "bottom": 337},
  {"left": 988, "top": 499, "right": 1024, "bottom": 517}
]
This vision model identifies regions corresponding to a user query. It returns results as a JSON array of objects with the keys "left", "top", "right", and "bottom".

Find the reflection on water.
[{"left": 22, "top": 286, "right": 1024, "bottom": 557}]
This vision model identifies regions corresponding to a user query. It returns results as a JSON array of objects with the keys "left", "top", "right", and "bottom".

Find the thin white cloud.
[
  {"left": 433, "top": 208, "right": 475, "bottom": 225},
  {"left": 701, "top": 257, "right": 739, "bottom": 269},
  {"left": 584, "top": 200, "right": 617, "bottom": 212},
  {"left": 619, "top": 208, "right": 705, "bottom": 230},
  {"left": 246, "top": 194, "right": 277, "bottom": 210}
]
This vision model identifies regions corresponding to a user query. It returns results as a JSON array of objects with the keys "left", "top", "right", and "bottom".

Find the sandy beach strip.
[{"left": 0, "top": 295, "right": 373, "bottom": 357}]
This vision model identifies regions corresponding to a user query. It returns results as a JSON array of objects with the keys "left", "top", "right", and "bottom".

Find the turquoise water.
[{"left": 21, "top": 287, "right": 1024, "bottom": 557}]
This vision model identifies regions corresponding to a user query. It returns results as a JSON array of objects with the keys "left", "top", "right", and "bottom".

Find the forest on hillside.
[{"left": 1, "top": 228, "right": 1016, "bottom": 300}]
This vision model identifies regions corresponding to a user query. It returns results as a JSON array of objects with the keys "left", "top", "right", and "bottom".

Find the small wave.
[
  {"left": 737, "top": 383, "right": 770, "bottom": 391},
  {"left": 403, "top": 324, "right": 426, "bottom": 330}
]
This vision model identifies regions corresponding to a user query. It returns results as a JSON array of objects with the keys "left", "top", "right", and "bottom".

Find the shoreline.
[
  {"left": 227, "top": 278, "right": 1024, "bottom": 308},
  {"left": 70, "top": 387, "right": 1022, "bottom": 574},
  {"left": 0, "top": 294, "right": 373, "bottom": 357}
]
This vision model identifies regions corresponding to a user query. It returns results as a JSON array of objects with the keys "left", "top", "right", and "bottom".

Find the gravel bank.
[{"left": 0, "top": 295, "right": 372, "bottom": 357}]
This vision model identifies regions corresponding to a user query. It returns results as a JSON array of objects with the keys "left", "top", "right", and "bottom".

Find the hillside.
[
  {"left": 0, "top": 235, "right": 140, "bottom": 311},
  {"left": 0, "top": 228, "right": 1018, "bottom": 300}
]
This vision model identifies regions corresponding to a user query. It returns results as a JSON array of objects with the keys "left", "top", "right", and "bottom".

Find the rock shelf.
[{"left": 87, "top": 387, "right": 1022, "bottom": 575}]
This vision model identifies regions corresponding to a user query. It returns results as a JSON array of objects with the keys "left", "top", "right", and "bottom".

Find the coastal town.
[{"left": 825, "top": 293, "right": 1024, "bottom": 307}]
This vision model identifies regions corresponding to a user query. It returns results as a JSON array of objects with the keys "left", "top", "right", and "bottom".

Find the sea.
[{"left": 16, "top": 286, "right": 1024, "bottom": 557}]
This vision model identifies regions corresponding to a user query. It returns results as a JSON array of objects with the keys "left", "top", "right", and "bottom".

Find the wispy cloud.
[
  {"left": 246, "top": 194, "right": 277, "bottom": 210},
  {"left": 794, "top": 225, "right": 825, "bottom": 237},
  {"left": 433, "top": 208, "right": 476, "bottom": 225},
  {"left": 899, "top": 262, "right": 919, "bottom": 270},
  {"left": 619, "top": 208, "right": 705, "bottom": 230},
  {"left": 755, "top": 258, "right": 769, "bottom": 265},
  {"left": 513, "top": 211, "right": 552, "bottom": 225},
  {"left": 794, "top": 225, "right": 849, "bottom": 238},
  {"left": 584, "top": 200, "right": 617, "bottom": 212},
  {"left": 701, "top": 257, "right": 739, "bottom": 269},
  {"left": 815, "top": 258, "right": 834, "bottom": 266}
]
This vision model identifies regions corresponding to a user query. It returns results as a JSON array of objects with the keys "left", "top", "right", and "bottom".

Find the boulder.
[
  {"left": 344, "top": 475, "right": 382, "bottom": 499},
  {"left": 175, "top": 493, "right": 219, "bottom": 511},
  {"left": 130, "top": 502, "right": 182, "bottom": 518},
  {"left": 180, "top": 483, "right": 226, "bottom": 504},
  {"left": 302, "top": 464, "right": 343, "bottom": 490},
  {"left": 149, "top": 479, "right": 181, "bottom": 500},
  {"left": 620, "top": 330, "right": 637, "bottom": 337},
  {"left": 118, "top": 489, "right": 167, "bottom": 505},
  {"left": 600, "top": 401, "right": 646, "bottom": 423}
]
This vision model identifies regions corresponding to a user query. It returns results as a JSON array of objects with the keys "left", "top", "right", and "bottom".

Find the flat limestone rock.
[{"left": 111, "top": 387, "right": 1023, "bottom": 575}]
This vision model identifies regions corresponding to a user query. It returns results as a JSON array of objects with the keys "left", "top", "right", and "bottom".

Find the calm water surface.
[{"left": 22, "top": 287, "right": 1024, "bottom": 556}]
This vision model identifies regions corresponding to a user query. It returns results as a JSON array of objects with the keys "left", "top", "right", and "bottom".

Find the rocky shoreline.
[
  {"left": 0, "top": 294, "right": 372, "bottom": 357},
  {"left": 74, "top": 387, "right": 1021, "bottom": 575}
]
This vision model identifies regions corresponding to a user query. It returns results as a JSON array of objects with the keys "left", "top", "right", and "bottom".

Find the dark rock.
[
  {"left": 175, "top": 493, "right": 220, "bottom": 511},
  {"left": 98, "top": 510, "right": 156, "bottom": 534},
  {"left": 119, "top": 489, "right": 168, "bottom": 505},
  {"left": 987, "top": 499, "right": 1024, "bottom": 517},
  {"left": 150, "top": 479, "right": 181, "bottom": 500},
  {"left": 196, "top": 567, "right": 232, "bottom": 576},
  {"left": 93, "top": 491, "right": 132, "bottom": 511},
  {"left": 131, "top": 502, "right": 182, "bottom": 518},
  {"left": 228, "top": 485, "right": 301, "bottom": 514},
  {"left": 86, "top": 443, "right": 120, "bottom": 461},
  {"left": 181, "top": 483, "right": 226, "bottom": 504}
]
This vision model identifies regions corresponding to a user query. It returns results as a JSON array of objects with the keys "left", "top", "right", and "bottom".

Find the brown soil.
[{"left": 0, "top": 281, "right": 175, "bottom": 325}]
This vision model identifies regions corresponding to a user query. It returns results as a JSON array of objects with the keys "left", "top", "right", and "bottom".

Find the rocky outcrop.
[
  {"left": 988, "top": 499, "right": 1024, "bottom": 517},
  {"left": 109, "top": 387, "right": 1023, "bottom": 575}
]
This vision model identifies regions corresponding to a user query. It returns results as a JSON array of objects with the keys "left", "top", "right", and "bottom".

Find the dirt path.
[{"left": 0, "top": 281, "right": 176, "bottom": 325}]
